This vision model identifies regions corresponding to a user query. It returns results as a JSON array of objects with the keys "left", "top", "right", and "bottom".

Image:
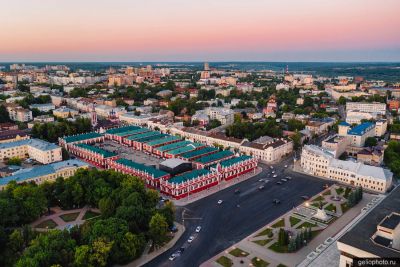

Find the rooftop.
[
  {"left": 62, "top": 132, "right": 103, "bottom": 143},
  {"left": 167, "top": 169, "right": 211, "bottom": 184},
  {"left": 105, "top": 125, "right": 140, "bottom": 135},
  {"left": 338, "top": 186, "right": 400, "bottom": 258},
  {"left": 0, "top": 159, "right": 88, "bottom": 186},
  {"left": 113, "top": 127, "right": 148, "bottom": 137},
  {"left": 145, "top": 135, "right": 180, "bottom": 147},
  {"left": 166, "top": 143, "right": 204, "bottom": 155},
  {"left": 134, "top": 133, "right": 168, "bottom": 144},
  {"left": 217, "top": 155, "right": 252, "bottom": 168},
  {"left": 194, "top": 150, "right": 234, "bottom": 164},
  {"left": 115, "top": 158, "right": 168, "bottom": 179},
  {"left": 0, "top": 138, "right": 60, "bottom": 151},
  {"left": 75, "top": 143, "right": 116, "bottom": 158},
  {"left": 160, "top": 158, "right": 190, "bottom": 169},
  {"left": 126, "top": 130, "right": 159, "bottom": 141},
  {"left": 155, "top": 140, "right": 192, "bottom": 152},
  {"left": 379, "top": 213, "right": 400, "bottom": 230},
  {"left": 179, "top": 146, "right": 218, "bottom": 160},
  {"left": 348, "top": 122, "right": 375, "bottom": 136}
]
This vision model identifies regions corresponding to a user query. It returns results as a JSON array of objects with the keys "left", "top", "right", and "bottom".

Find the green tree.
[
  {"left": 364, "top": 137, "right": 377, "bottom": 147},
  {"left": 6, "top": 157, "right": 22, "bottom": 166},
  {"left": 0, "top": 105, "right": 10, "bottom": 123},
  {"left": 149, "top": 213, "right": 168, "bottom": 246},
  {"left": 99, "top": 197, "right": 116, "bottom": 218}
]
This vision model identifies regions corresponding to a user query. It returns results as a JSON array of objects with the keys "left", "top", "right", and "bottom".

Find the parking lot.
[
  {"left": 144, "top": 159, "right": 332, "bottom": 267},
  {"left": 94, "top": 140, "right": 163, "bottom": 166}
]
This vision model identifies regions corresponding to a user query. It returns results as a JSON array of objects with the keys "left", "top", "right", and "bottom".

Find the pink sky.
[{"left": 1, "top": 0, "right": 399, "bottom": 61}]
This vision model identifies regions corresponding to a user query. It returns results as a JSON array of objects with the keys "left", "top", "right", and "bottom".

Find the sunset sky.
[{"left": 1, "top": 0, "right": 399, "bottom": 62}]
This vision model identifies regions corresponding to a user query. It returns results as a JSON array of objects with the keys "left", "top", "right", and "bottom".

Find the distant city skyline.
[{"left": 1, "top": 0, "right": 400, "bottom": 62}]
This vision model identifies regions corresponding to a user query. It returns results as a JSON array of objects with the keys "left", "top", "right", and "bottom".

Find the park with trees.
[{"left": 0, "top": 168, "right": 175, "bottom": 267}]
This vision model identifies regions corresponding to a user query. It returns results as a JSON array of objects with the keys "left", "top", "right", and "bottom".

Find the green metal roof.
[
  {"left": 180, "top": 147, "right": 218, "bottom": 160},
  {"left": 134, "top": 134, "right": 168, "bottom": 144},
  {"left": 194, "top": 150, "right": 234, "bottom": 164},
  {"left": 126, "top": 131, "right": 159, "bottom": 141},
  {"left": 115, "top": 158, "right": 168, "bottom": 179},
  {"left": 155, "top": 140, "right": 192, "bottom": 152},
  {"left": 114, "top": 127, "right": 148, "bottom": 137},
  {"left": 218, "top": 155, "right": 253, "bottom": 168},
  {"left": 75, "top": 143, "right": 117, "bottom": 158},
  {"left": 63, "top": 132, "right": 103, "bottom": 143},
  {"left": 145, "top": 135, "right": 180, "bottom": 147},
  {"left": 166, "top": 143, "right": 204, "bottom": 156},
  {"left": 167, "top": 169, "right": 211, "bottom": 184},
  {"left": 105, "top": 125, "right": 141, "bottom": 134}
]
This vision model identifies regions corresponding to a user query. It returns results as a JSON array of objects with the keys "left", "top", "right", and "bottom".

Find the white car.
[
  {"left": 284, "top": 165, "right": 288, "bottom": 168},
  {"left": 273, "top": 174, "right": 277, "bottom": 178},
  {"left": 195, "top": 226, "right": 202, "bottom": 232},
  {"left": 188, "top": 236, "right": 195, "bottom": 243},
  {"left": 169, "top": 254, "right": 177, "bottom": 261},
  {"left": 217, "top": 200, "right": 223, "bottom": 204}
]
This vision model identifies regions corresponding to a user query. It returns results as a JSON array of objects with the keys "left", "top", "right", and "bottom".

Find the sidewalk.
[
  {"left": 173, "top": 167, "right": 262, "bottom": 206},
  {"left": 121, "top": 222, "right": 185, "bottom": 267}
]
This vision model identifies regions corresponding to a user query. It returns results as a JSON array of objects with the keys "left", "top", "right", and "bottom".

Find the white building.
[
  {"left": 301, "top": 145, "right": 392, "bottom": 193},
  {"left": 346, "top": 102, "right": 386, "bottom": 115},
  {"left": 29, "top": 103, "right": 55, "bottom": 113}
]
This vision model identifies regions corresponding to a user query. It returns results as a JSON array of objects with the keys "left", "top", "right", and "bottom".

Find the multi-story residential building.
[
  {"left": 337, "top": 187, "right": 400, "bottom": 267},
  {"left": 29, "top": 103, "right": 55, "bottom": 113},
  {"left": 205, "top": 107, "right": 234, "bottom": 125},
  {"left": 375, "top": 119, "right": 388, "bottom": 137},
  {"left": 8, "top": 107, "right": 33, "bottom": 122},
  {"left": 346, "top": 102, "right": 386, "bottom": 115},
  {"left": 0, "top": 159, "right": 89, "bottom": 190},
  {"left": 305, "top": 118, "right": 336, "bottom": 135},
  {"left": 240, "top": 138, "right": 293, "bottom": 163},
  {"left": 301, "top": 145, "right": 392, "bottom": 193},
  {"left": 0, "top": 139, "right": 62, "bottom": 164},
  {"left": 0, "top": 129, "right": 29, "bottom": 143},
  {"left": 338, "top": 122, "right": 376, "bottom": 147},
  {"left": 345, "top": 110, "right": 379, "bottom": 125},
  {"left": 53, "top": 106, "right": 79, "bottom": 118},
  {"left": 321, "top": 135, "right": 350, "bottom": 158}
]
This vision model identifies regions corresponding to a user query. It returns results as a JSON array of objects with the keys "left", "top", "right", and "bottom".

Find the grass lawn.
[
  {"left": 277, "top": 264, "right": 288, "bottom": 267},
  {"left": 313, "top": 195, "right": 324, "bottom": 202},
  {"left": 325, "top": 204, "right": 337, "bottom": 213},
  {"left": 311, "top": 230, "right": 323, "bottom": 239},
  {"left": 82, "top": 210, "right": 101, "bottom": 220},
  {"left": 59, "top": 212, "right": 80, "bottom": 222},
  {"left": 296, "top": 221, "right": 317, "bottom": 229},
  {"left": 253, "top": 238, "right": 274, "bottom": 246},
  {"left": 36, "top": 219, "right": 58, "bottom": 229},
  {"left": 322, "top": 190, "right": 331, "bottom": 196},
  {"left": 216, "top": 256, "right": 233, "bottom": 267},
  {"left": 341, "top": 203, "right": 350, "bottom": 213},
  {"left": 271, "top": 218, "right": 285, "bottom": 228},
  {"left": 256, "top": 227, "right": 273, "bottom": 237},
  {"left": 252, "top": 257, "right": 270, "bottom": 267},
  {"left": 229, "top": 247, "right": 249, "bottom": 257},
  {"left": 311, "top": 201, "right": 327, "bottom": 208},
  {"left": 289, "top": 216, "right": 301, "bottom": 227},
  {"left": 344, "top": 187, "right": 352, "bottom": 198},
  {"left": 269, "top": 242, "right": 288, "bottom": 253},
  {"left": 335, "top": 187, "right": 344, "bottom": 195}
]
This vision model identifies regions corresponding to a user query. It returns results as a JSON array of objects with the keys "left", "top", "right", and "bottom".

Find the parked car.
[
  {"left": 284, "top": 165, "right": 288, "bottom": 168},
  {"left": 273, "top": 175, "right": 278, "bottom": 178},
  {"left": 195, "top": 226, "right": 202, "bottom": 233},
  {"left": 272, "top": 199, "right": 281, "bottom": 204},
  {"left": 276, "top": 181, "right": 282, "bottom": 185},
  {"left": 188, "top": 236, "right": 195, "bottom": 243},
  {"left": 281, "top": 178, "right": 287, "bottom": 182},
  {"left": 286, "top": 176, "right": 292, "bottom": 180},
  {"left": 169, "top": 254, "right": 177, "bottom": 261},
  {"left": 179, "top": 247, "right": 185, "bottom": 253},
  {"left": 234, "top": 189, "right": 241, "bottom": 194},
  {"left": 217, "top": 200, "right": 223, "bottom": 205},
  {"left": 258, "top": 185, "right": 265, "bottom": 190},
  {"left": 301, "top": 195, "right": 310, "bottom": 200}
]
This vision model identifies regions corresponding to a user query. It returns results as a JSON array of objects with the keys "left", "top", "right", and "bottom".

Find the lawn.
[
  {"left": 271, "top": 218, "right": 285, "bottom": 228},
  {"left": 277, "top": 264, "right": 287, "bottom": 267},
  {"left": 252, "top": 257, "right": 270, "bottom": 267},
  {"left": 82, "top": 210, "right": 101, "bottom": 220},
  {"left": 229, "top": 247, "right": 249, "bottom": 257},
  {"left": 256, "top": 227, "right": 273, "bottom": 237},
  {"left": 36, "top": 219, "right": 58, "bottom": 229},
  {"left": 59, "top": 212, "right": 80, "bottom": 222},
  {"left": 311, "top": 201, "right": 327, "bottom": 208},
  {"left": 325, "top": 204, "right": 337, "bottom": 213},
  {"left": 253, "top": 238, "right": 273, "bottom": 246},
  {"left": 289, "top": 216, "right": 301, "bottom": 227},
  {"left": 311, "top": 230, "right": 323, "bottom": 239},
  {"left": 341, "top": 203, "right": 350, "bottom": 213},
  {"left": 296, "top": 221, "right": 317, "bottom": 229},
  {"left": 335, "top": 187, "right": 344, "bottom": 195},
  {"left": 269, "top": 242, "right": 288, "bottom": 253},
  {"left": 322, "top": 190, "right": 331, "bottom": 196},
  {"left": 313, "top": 195, "right": 324, "bottom": 202},
  {"left": 216, "top": 256, "right": 233, "bottom": 267}
]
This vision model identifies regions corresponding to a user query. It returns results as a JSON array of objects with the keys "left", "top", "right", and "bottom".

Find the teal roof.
[
  {"left": 166, "top": 143, "right": 204, "bottom": 155},
  {"left": 63, "top": 132, "right": 103, "bottom": 143},
  {"left": 145, "top": 135, "right": 180, "bottom": 147},
  {"left": 126, "top": 131, "right": 159, "bottom": 141},
  {"left": 180, "top": 147, "right": 218, "bottom": 160},
  {"left": 155, "top": 141, "right": 192, "bottom": 152},
  {"left": 105, "top": 125, "right": 141, "bottom": 134},
  {"left": 134, "top": 134, "right": 168, "bottom": 144},
  {"left": 217, "top": 155, "right": 252, "bottom": 168},
  {"left": 195, "top": 150, "right": 234, "bottom": 164},
  {"left": 167, "top": 169, "right": 211, "bottom": 184},
  {"left": 115, "top": 158, "right": 168, "bottom": 179},
  {"left": 75, "top": 143, "right": 117, "bottom": 158},
  {"left": 114, "top": 127, "right": 148, "bottom": 137}
]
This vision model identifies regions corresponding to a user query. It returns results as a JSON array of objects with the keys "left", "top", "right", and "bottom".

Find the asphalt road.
[{"left": 144, "top": 158, "right": 332, "bottom": 267}]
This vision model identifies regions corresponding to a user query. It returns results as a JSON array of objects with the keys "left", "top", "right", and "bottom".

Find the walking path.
[
  {"left": 121, "top": 222, "right": 185, "bottom": 267},
  {"left": 31, "top": 206, "right": 100, "bottom": 230},
  {"left": 173, "top": 167, "right": 262, "bottom": 206}
]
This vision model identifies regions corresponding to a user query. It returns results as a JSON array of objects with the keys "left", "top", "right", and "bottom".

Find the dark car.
[
  {"left": 258, "top": 185, "right": 265, "bottom": 190},
  {"left": 276, "top": 181, "right": 282, "bottom": 185},
  {"left": 234, "top": 189, "right": 241, "bottom": 194},
  {"left": 301, "top": 195, "right": 309, "bottom": 200},
  {"left": 179, "top": 247, "right": 185, "bottom": 253},
  {"left": 272, "top": 199, "right": 281, "bottom": 204}
]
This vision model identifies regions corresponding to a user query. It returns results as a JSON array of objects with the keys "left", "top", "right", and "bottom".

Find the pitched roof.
[
  {"left": 115, "top": 158, "right": 168, "bottom": 179},
  {"left": 145, "top": 135, "right": 180, "bottom": 147},
  {"left": 194, "top": 150, "right": 234, "bottom": 164},
  {"left": 155, "top": 140, "right": 192, "bottom": 152},
  {"left": 179, "top": 147, "right": 218, "bottom": 160},
  {"left": 166, "top": 143, "right": 204, "bottom": 155},
  {"left": 63, "top": 132, "right": 103, "bottom": 143},
  {"left": 167, "top": 169, "right": 211, "bottom": 184},
  {"left": 105, "top": 125, "right": 140, "bottom": 134},
  {"left": 75, "top": 143, "right": 117, "bottom": 158}
]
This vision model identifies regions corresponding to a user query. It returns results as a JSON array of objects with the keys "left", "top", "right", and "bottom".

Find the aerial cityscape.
[{"left": 1, "top": 1, "right": 400, "bottom": 267}]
